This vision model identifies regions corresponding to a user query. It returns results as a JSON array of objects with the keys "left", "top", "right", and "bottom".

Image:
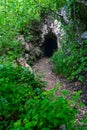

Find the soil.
[
  {"left": 33, "top": 57, "right": 87, "bottom": 127},
  {"left": 33, "top": 57, "right": 60, "bottom": 90}
]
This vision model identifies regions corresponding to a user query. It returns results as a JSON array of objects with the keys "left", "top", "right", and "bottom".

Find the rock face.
[
  {"left": 17, "top": 35, "right": 32, "bottom": 52},
  {"left": 58, "top": 6, "right": 69, "bottom": 25},
  {"left": 41, "top": 16, "right": 64, "bottom": 49},
  {"left": 17, "top": 13, "right": 64, "bottom": 64},
  {"left": 17, "top": 1, "right": 87, "bottom": 64},
  {"left": 80, "top": 31, "right": 87, "bottom": 40},
  {"left": 17, "top": 57, "right": 33, "bottom": 73}
]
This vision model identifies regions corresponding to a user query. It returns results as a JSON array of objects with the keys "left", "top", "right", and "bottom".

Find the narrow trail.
[
  {"left": 32, "top": 57, "right": 78, "bottom": 94},
  {"left": 33, "top": 57, "right": 63, "bottom": 90},
  {"left": 33, "top": 57, "right": 87, "bottom": 126}
]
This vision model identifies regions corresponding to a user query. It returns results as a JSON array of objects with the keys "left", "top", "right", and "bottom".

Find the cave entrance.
[{"left": 43, "top": 32, "right": 58, "bottom": 57}]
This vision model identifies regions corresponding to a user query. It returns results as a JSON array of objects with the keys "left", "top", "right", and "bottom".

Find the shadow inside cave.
[{"left": 43, "top": 32, "right": 58, "bottom": 57}]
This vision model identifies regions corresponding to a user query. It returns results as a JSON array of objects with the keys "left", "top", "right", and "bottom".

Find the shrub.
[
  {"left": 51, "top": 49, "right": 67, "bottom": 76},
  {"left": 0, "top": 64, "right": 80, "bottom": 130},
  {"left": 0, "top": 64, "right": 44, "bottom": 129},
  {"left": 66, "top": 41, "right": 87, "bottom": 81},
  {"left": 51, "top": 40, "right": 87, "bottom": 82},
  {"left": 9, "top": 92, "right": 77, "bottom": 130}
]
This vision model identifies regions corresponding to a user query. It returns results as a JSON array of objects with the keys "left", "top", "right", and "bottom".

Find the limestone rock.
[
  {"left": 34, "top": 47, "right": 42, "bottom": 58},
  {"left": 80, "top": 31, "right": 87, "bottom": 39},
  {"left": 16, "top": 13, "right": 65, "bottom": 63},
  {"left": 24, "top": 53, "right": 30, "bottom": 61},
  {"left": 41, "top": 16, "right": 64, "bottom": 49},
  {"left": 77, "top": 31, "right": 87, "bottom": 42},
  {"left": 25, "top": 43, "right": 30, "bottom": 52},
  {"left": 17, "top": 35, "right": 26, "bottom": 46},
  {"left": 58, "top": 6, "right": 69, "bottom": 24},
  {"left": 59, "top": 124, "right": 66, "bottom": 130},
  {"left": 29, "top": 47, "right": 42, "bottom": 59},
  {"left": 17, "top": 35, "right": 32, "bottom": 52},
  {"left": 17, "top": 57, "right": 33, "bottom": 73}
]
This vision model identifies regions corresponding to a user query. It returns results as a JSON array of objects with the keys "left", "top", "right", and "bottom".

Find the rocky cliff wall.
[{"left": 17, "top": 13, "right": 64, "bottom": 64}]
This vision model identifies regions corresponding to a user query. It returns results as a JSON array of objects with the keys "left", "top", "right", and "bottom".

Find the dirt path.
[
  {"left": 33, "top": 57, "right": 61, "bottom": 90},
  {"left": 33, "top": 57, "right": 87, "bottom": 127}
]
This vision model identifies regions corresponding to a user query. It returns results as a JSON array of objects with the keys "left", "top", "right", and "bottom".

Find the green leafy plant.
[
  {"left": 51, "top": 40, "right": 87, "bottom": 82},
  {"left": 0, "top": 0, "right": 68, "bottom": 62},
  {"left": 0, "top": 64, "right": 83, "bottom": 130},
  {"left": 0, "top": 64, "right": 45, "bottom": 129},
  {"left": 65, "top": 41, "right": 87, "bottom": 81},
  {"left": 51, "top": 49, "right": 67, "bottom": 76}
]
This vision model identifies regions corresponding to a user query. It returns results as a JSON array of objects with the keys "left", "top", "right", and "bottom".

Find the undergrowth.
[
  {"left": 51, "top": 0, "right": 87, "bottom": 82},
  {"left": 0, "top": 0, "right": 66, "bottom": 62},
  {"left": 0, "top": 0, "right": 86, "bottom": 129},
  {"left": 51, "top": 40, "right": 87, "bottom": 82},
  {"left": 0, "top": 64, "right": 83, "bottom": 130}
]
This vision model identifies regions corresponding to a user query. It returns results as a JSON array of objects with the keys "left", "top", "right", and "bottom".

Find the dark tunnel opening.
[{"left": 43, "top": 32, "right": 58, "bottom": 57}]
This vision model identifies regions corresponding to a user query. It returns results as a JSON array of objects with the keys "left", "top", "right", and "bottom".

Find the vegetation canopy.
[{"left": 0, "top": 0, "right": 87, "bottom": 129}]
